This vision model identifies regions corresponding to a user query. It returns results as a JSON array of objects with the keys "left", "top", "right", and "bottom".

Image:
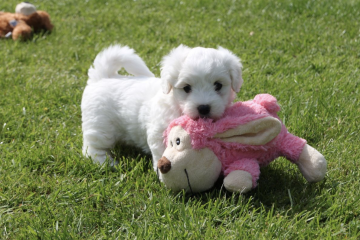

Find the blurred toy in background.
[{"left": 0, "top": 2, "right": 53, "bottom": 40}]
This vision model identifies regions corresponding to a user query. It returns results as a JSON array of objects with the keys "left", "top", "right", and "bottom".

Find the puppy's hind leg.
[{"left": 82, "top": 131, "right": 117, "bottom": 166}]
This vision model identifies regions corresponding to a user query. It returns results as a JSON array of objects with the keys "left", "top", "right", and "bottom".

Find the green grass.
[{"left": 1, "top": 0, "right": 359, "bottom": 238}]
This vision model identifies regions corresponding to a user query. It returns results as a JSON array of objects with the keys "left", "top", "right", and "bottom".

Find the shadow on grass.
[
  {"left": 111, "top": 143, "right": 153, "bottom": 174},
  {"left": 173, "top": 160, "right": 330, "bottom": 213}
]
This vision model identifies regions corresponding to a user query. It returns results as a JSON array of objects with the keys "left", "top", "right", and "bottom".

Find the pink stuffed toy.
[{"left": 157, "top": 94, "right": 327, "bottom": 193}]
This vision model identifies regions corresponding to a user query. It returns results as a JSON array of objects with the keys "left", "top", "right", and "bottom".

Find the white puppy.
[{"left": 81, "top": 44, "right": 243, "bottom": 170}]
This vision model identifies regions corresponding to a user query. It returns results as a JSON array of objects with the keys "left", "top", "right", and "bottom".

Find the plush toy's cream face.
[{"left": 158, "top": 126, "right": 222, "bottom": 193}]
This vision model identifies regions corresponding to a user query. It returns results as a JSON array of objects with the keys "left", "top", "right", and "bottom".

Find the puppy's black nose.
[{"left": 197, "top": 105, "right": 211, "bottom": 116}]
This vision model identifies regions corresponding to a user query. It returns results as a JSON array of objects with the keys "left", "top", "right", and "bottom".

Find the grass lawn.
[{"left": 1, "top": 0, "right": 359, "bottom": 238}]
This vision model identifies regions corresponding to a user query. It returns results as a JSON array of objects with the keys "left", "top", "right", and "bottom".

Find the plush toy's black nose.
[
  {"left": 197, "top": 105, "right": 211, "bottom": 116},
  {"left": 158, "top": 156, "right": 171, "bottom": 174}
]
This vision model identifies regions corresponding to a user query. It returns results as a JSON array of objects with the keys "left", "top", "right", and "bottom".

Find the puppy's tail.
[{"left": 87, "top": 45, "right": 154, "bottom": 84}]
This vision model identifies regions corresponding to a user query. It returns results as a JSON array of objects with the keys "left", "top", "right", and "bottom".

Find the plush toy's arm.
[
  {"left": 224, "top": 170, "right": 253, "bottom": 193},
  {"left": 223, "top": 158, "right": 260, "bottom": 193},
  {"left": 278, "top": 131, "right": 307, "bottom": 162},
  {"left": 277, "top": 129, "right": 327, "bottom": 182},
  {"left": 296, "top": 144, "right": 327, "bottom": 182},
  {"left": 12, "top": 20, "right": 32, "bottom": 40}
]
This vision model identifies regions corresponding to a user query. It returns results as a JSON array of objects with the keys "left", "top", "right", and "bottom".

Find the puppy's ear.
[
  {"left": 161, "top": 45, "right": 191, "bottom": 94},
  {"left": 218, "top": 47, "right": 243, "bottom": 93}
]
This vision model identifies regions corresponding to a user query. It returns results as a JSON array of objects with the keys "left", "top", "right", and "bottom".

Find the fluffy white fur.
[{"left": 81, "top": 44, "right": 243, "bottom": 170}]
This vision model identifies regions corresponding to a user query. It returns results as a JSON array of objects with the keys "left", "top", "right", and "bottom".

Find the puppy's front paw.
[{"left": 224, "top": 170, "right": 253, "bottom": 193}]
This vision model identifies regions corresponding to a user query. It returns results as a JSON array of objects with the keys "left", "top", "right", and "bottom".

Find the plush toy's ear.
[
  {"left": 214, "top": 117, "right": 282, "bottom": 145},
  {"left": 160, "top": 45, "right": 191, "bottom": 94},
  {"left": 217, "top": 46, "right": 243, "bottom": 93}
]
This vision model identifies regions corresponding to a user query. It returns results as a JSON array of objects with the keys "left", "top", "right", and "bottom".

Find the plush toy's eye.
[
  {"left": 176, "top": 138, "right": 181, "bottom": 145},
  {"left": 214, "top": 81, "right": 222, "bottom": 91},
  {"left": 183, "top": 85, "right": 191, "bottom": 93}
]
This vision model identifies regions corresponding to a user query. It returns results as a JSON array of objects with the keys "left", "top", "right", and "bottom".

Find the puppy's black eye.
[
  {"left": 214, "top": 82, "right": 222, "bottom": 91},
  {"left": 176, "top": 138, "right": 181, "bottom": 145},
  {"left": 183, "top": 85, "right": 191, "bottom": 93}
]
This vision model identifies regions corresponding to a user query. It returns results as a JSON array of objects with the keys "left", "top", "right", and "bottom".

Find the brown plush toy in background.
[{"left": 0, "top": 2, "right": 53, "bottom": 41}]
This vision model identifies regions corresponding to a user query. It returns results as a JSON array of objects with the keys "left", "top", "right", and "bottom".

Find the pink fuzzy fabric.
[{"left": 164, "top": 94, "right": 307, "bottom": 188}]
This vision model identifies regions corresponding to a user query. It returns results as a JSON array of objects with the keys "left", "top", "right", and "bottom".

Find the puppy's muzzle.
[
  {"left": 197, "top": 105, "right": 211, "bottom": 117},
  {"left": 158, "top": 156, "right": 171, "bottom": 174}
]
